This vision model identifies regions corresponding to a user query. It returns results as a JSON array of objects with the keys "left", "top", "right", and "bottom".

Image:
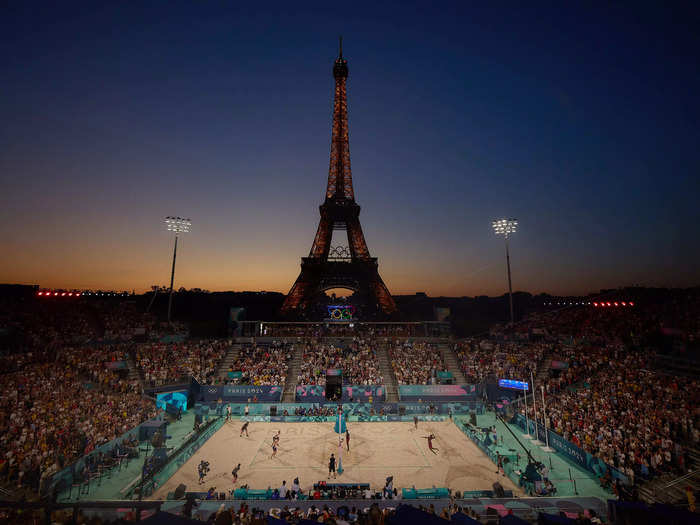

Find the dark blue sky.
[{"left": 1, "top": 2, "right": 698, "bottom": 295}]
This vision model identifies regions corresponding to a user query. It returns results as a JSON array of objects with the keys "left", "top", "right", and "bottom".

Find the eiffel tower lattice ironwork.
[{"left": 281, "top": 39, "right": 397, "bottom": 315}]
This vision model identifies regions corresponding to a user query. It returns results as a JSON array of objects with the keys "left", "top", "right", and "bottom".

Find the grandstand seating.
[{"left": 1, "top": 288, "right": 699, "bottom": 511}]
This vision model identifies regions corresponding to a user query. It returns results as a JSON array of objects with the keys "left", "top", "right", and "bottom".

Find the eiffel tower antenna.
[{"left": 339, "top": 35, "right": 343, "bottom": 58}]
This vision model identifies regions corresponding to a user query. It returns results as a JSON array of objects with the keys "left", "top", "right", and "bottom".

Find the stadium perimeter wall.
[
  {"left": 194, "top": 402, "right": 485, "bottom": 420},
  {"left": 195, "top": 383, "right": 491, "bottom": 403}
]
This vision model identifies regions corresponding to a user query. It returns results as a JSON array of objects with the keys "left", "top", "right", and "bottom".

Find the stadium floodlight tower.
[
  {"left": 492, "top": 218, "right": 518, "bottom": 325},
  {"left": 165, "top": 216, "right": 191, "bottom": 324}
]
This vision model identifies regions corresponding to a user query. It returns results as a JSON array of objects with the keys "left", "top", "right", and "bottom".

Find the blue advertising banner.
[
  {"left": 397, "top": 402, "right": 484, "bottom": 415},
  {"left": 200, "top": 385, "right": 283, "bottom": 402},
  {"left": 195, "top": 400, "right": 487, "bottom": 419},
  {"left": 199, "top": 385, "right": 221, "bottom": 401},
  {"left": 249, "top": 413, "right": 446, "bottom": 424},
  {"left": 399, "top": 384, "right": 480, "bottom": 401}
]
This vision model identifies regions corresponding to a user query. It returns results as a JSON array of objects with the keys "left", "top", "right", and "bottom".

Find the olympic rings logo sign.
[{"left": 327, "top": 305, "right": 355, "bottom": 321}]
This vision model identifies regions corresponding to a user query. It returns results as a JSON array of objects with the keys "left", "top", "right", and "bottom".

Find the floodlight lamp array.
[
  {"left": 492, "top": 218, "right": 518, "bottom": 237},
  {"left": 165, "top": 216, "right": 192, "bottom": 234}
]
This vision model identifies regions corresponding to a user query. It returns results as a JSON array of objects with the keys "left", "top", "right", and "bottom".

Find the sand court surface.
[{"left": 152, "top": 420, "right": 522, "bottom": 498}]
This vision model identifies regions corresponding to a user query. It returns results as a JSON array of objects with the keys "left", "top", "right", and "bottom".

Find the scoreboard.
[{"left": 498, "top": 379, "right": 529, "bottom": 391}]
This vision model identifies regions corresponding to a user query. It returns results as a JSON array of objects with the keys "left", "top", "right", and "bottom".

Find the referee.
[{"left": 328, "top": 453, "right": 336, "bottom": 479}]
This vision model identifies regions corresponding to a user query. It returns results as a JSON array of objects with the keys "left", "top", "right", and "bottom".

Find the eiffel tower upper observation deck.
[{"left": 281, "top": 39, "right": 397, "bottom": 316}]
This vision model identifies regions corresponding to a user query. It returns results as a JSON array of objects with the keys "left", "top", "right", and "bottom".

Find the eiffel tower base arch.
[{"left": 282, "top": 258, "right": 395, "bottom": 319}]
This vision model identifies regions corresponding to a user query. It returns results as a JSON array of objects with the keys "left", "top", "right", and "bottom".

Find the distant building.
[{"left": 0, "top": 284, "right": 39, "bottom": 298}]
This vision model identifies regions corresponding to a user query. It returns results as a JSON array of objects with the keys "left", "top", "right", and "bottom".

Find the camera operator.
[
  {"left": 198, "top": 460, "right": 210, "bottom": 484},
  {"left": 183, "top": 495, "right": 199, "bottom": 518}
]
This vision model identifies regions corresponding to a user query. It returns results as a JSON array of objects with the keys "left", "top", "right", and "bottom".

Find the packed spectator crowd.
[
  {"left": 260, "top": 323, "right": 436, "bottom": 339},
  {"left": 0, "top": 344, "right": 156, "bottom": 494},
  {"left": 228, "top": 342, "right": 292, "bottom": 386},
  {"left": 454, "top": 339, "right": 546, "bottom": 383},
  {"left": 449, "top": 290, "right": 700, "bottom": 490},
  {"left": 0, "top": 295, "right": 192, "bottom": 351},
  {"left": 297, "top": 339, "right": 383, "bottom": 385},
  {"left": 492, "top": 290, "right": 700, "bottom": 353},
  {"left": 98, "top": 301, "right": 156, "bottom": 342},
  {"left": 0, "top": 297, "right": 98, "bottom": 351},
  {"left": 388, "top": 341, "right": 446, "bottom": 385},
  {"left": 487, "top": 293, "right": 700, "bottom": 488},
  {"left": 136, "top": 340, "right": 230, "bottom": 386},
  {"left": 94, "top": 299, "right": 189, "bottom": 343},
  {"left": 526, "top": 345, "right": 699, "bottom": 486}
]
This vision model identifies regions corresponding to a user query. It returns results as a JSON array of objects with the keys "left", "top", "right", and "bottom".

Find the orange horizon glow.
[{"left": 1, "top": 224, "right": 692, "bottom": 298}]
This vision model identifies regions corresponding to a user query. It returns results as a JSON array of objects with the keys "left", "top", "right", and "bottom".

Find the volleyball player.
[
  {"left": 232, "top": 463, "right": 241, "bottom": 484},
  {"left": 423, "top": 433, "right": 439, "bottom": 454}
]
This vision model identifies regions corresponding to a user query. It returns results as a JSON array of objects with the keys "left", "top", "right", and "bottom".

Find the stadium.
[
  {"left": 2, "top": 285, "right": 699, "bottom": 525},
  {"left": 2, "top": 5, "right": 700, "bottom": 525}
]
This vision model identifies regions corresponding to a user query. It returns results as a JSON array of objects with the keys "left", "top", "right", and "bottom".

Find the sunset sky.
[{"left": 1, "top": 3, "right": 699, "bottom": 296}]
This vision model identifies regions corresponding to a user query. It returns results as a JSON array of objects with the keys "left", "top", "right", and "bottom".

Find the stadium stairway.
[
  {"left": 126, "top": 357, "right": 145, "bottom": 391},
  {"left": 440, "top": 343, "right": 467, "bottom": 384},
  {"left": 0, "top": 485, "right": 18, "bottom": 501},
  {"left": 281, "top": 344, "right": 303, "bottom": 402},
  {"left": 535, "top": 357, "right": 552, "bottom": 385},
  {"left": 216, "top": 343, "right": 241, "bottom": 380},
  {"left": 655, "top": 354, "right": 700, "bottom": 379},
  {"left": 637, "top": 446, "right": 700, "bottom": 504},
  {"left": 638, "top": 469, "right": 700, "bottom": 505},
  {"left": 377, "top": 343, "right": 399, "bottom": 402},
  {"left": 530, "top": 345, "right": 555, "bottom": 388}
]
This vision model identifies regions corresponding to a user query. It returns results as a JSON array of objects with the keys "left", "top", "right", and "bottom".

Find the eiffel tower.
[{"left": 281, "top": 39, "right": 396, "bottom": 316}]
